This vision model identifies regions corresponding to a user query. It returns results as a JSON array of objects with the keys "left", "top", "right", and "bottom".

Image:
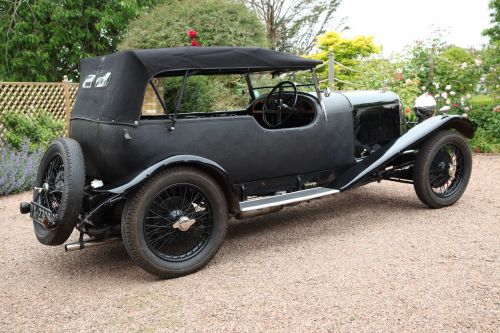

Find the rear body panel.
[{"left": 71, "top": 93, "right": 355, "bottom": 190}]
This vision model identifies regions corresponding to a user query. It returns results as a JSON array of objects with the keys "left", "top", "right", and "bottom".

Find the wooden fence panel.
[{"left": 0, "top": 78, "right": 78, "bottom": 142}]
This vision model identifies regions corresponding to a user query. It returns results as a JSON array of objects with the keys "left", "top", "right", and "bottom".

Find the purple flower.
[{"left": 0, "top": 139, "right": 44, "bottom": 195}]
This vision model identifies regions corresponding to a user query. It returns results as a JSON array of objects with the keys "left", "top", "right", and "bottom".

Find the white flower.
[
  {"left": 464, "top": 107, "right": 470, "bottom": 112},
  {"left": 421, "top": 86, "right": 427, "bottom": 91},
  {"left": 441, "top": 92, "right": 448, "bottom": 99},
  {"left": 445, "top": 85, "right": 452, "bottom": 91},
  {"left": 450, "top": 91, "right": 456, "bottom": 96},
  {"left": 475, "top": 59, "right": 482, "bottom": 67},
  {"left": 420, "top": 66, "right": 426, "bottom": 72},
  {"left": 434, "top": 82, "right": 440, "bottom": 89},
  {"left": 460, "top": 62, "right": 468, "bottom": 69},
  {"left": 466, "top": 94, "right": 472, "bottom": 99},
  {"left": 396, "top": 68, "right": 403, "bottom": 74},
  {"left": 405, "top": 78, "right": 412, "bottom": 84},
  {"left": 461, "top": 96, "right": 465, "bottom": 101},
  {"left": 446, "top": 99, "right": 451, "bottom": 105}
]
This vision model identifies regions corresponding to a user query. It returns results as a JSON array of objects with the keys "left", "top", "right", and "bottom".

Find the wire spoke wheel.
[
  {"left": 39, "top": 155, "right": 65, "bottom": 216},
  {"left": 413, "top": 130, "right": 472, "bottom": 208},
  {"left": 428, "top": 144, "right": 465, "bottom": 198},
  {"left": 122, "top": 167, "right": 228, "bottom": 278},
  {"left": 32, "top": 138, "right": 85, "bottom": 246},
  {"left": 143, "top": 184, "right": 213, "bottom": 261}
]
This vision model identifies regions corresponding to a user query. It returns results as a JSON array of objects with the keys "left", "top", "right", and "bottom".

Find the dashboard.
[{"left": 249, "top": 94, "right": 317, "bottom": 129}]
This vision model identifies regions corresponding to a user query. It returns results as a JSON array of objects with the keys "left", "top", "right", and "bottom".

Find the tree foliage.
[
  {"left": 240, "top": 0, "right": 344, "bottom": 54},
  {"left": 308, "top": 31, "right": 380, "bottom": 88},
  {"left": 482, "top": 0, "right": 500, "bottom": 99},
  {"left": 483, "top": 0, "right": 500, "bottom": 43},
  {"left": 119, "top": 0, "right": 267, "bottom": 50},
  {"left": 0, "top": 0, "right": 157, "bottom": 82}
]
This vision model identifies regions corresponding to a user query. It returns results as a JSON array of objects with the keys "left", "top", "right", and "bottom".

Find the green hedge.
[
  {"left": 0, "top": 111, "right": 64, "bottom": 150},
  {"left": 467, "top": 95, "right": 500, "bottom": 153}
]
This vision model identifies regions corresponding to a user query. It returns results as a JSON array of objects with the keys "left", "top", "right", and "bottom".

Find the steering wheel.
[{"left": 262, "top": 81, "right": 298, "bottom": 128}]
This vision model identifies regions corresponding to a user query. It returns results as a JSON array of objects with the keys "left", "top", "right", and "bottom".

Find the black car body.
[{"left": 21, "top": 47, "right": 475, "bottom": 278}]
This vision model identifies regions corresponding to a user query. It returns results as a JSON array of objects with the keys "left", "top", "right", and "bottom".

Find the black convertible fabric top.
[{"left": 72, "top": 47, "right": 322, "bottom": 124}]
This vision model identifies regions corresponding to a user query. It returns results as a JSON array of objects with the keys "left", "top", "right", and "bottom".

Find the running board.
[{"left": 239, "top": 187, "right": 340, "bottom": 212}]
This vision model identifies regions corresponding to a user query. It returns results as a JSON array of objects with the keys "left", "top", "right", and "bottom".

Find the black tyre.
[
  {"left": 413, "top": 130, "right": 472, "bottom": 208},
  {"left": 121, "top": 167, "right": 228, "bottom": 278},
  {"left": 33, "top": 138, "right": 85, "bottom": 245}
]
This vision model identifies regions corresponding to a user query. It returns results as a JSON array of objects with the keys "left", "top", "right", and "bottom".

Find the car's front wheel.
[
  {"left": 121, "top": 167, "right": 228, "bottom": 278},
  {"left": 413, "top": 130, "right": 472, "bottom": 208}
]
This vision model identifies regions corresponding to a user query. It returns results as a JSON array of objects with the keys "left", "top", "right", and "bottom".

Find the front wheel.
[
  {"left": 413, "top": 130, "right": 472, "bottom": 208},
  {"left": 121, "top": 167, "right": 228, "bottom": 278}
]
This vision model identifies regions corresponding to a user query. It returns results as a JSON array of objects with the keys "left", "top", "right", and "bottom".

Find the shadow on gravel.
[
  {"left": 42, "top": 185, "right": 421, "bottom": 280},
  {"left": 226, "top": 186, "right": 422, "bottom": 245},
  {"left": 40, "top": 241, "right": 150, "bottom": 281}
]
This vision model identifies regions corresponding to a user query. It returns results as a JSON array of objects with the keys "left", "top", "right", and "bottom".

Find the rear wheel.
[
  {"left": 121, "top": 167, "right": 228, "bottom": 278},
  {"left": 33, "top": 138, "right": 85, "bottom": 245},
  {"left": 413, "top": 130, "right": 472, "bottom": 208}
]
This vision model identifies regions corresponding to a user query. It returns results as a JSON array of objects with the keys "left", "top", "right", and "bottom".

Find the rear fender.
[
  {"left": 97, "top": 155, "right": 239, "bottom": 213},
  {"left": 331, "top": 115, "right": 475, "bottom": 191}
]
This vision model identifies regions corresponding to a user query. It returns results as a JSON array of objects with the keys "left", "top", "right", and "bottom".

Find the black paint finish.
[{"left": 72, "top": 93, "right": 355, "bottom": 190}]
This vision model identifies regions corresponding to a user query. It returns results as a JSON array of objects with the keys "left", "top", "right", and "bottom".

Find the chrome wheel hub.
[{"left": 172, "top": 216, "right": 197, "bottom": 231}]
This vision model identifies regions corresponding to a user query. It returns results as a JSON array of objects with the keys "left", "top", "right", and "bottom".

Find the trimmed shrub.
[{"left": 119, "top": 0, "right": 267, "bottom": 50}]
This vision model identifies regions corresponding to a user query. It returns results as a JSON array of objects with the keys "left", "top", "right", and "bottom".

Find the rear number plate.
[{"left": 30, "top": 201, "right": 53, "bottom": 227}]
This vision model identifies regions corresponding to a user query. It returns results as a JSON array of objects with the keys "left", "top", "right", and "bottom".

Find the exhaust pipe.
[
  {"left": 64, "top": 237, "right": 121, "bottom": 252},
  {"left": 235, "top": 206, "right": 283, "bottom": 219}
]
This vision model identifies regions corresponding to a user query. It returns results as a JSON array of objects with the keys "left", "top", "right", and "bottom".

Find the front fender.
[{"left": 332, "top": 115, "right": 475, "bottom": 191}]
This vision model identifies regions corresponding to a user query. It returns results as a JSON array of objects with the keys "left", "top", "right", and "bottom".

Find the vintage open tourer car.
[{"left": 20, "top": 47, "right": 475, "bottom": 278}]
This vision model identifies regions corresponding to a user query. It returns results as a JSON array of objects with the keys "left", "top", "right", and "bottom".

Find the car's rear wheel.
[
  {"left": 33, "top": 138, "right": 85, "bottom": 245},
  {"left": 121, "top": 167, "right": 228, "bottom": 278},
  {"left": 413, "top": 130, "right": 472, "bottom": 208}
]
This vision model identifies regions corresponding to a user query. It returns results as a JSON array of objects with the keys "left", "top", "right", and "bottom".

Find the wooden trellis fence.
[{"left": 0, "top": 76, "right": 78, "bottom": 142}]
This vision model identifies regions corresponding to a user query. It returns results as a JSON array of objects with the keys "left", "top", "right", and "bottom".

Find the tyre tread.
[
  {"left": 34, "top": 137, "right": 85, "bottom": 245},
  {"left": 121, "top": 167, "right": 228, "bottom": 278},
  {"left": 413, "top": 130, "right": 472, "bottom": 208}
]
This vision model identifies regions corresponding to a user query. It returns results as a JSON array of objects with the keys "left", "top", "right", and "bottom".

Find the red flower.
[
  {"left": 191, "top": 39, "right": 202, "bottom": 47},
  {"left": 188, "top": 29, "right": 197, "bottom": 38},
  {"left": 494, "top": 106, "right": 499, "bottom": 113},
  {"left": 453, "top": 102, "right": 459, "bottom": 108},
  {"left": 405, "top": 107, "right": 411, "bottom": 114}
]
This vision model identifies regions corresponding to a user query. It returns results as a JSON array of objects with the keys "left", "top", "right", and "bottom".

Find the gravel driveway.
[{"left": 0, "top": 154, "right": 498, "bottom": 333}]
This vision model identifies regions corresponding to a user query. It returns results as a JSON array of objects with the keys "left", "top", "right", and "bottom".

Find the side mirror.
[{"left": 323, "top": 87, "right": 331, "bottom": 97}]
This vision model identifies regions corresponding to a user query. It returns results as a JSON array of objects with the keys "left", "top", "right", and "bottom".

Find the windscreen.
[{"left": 249, "top": 70, "right": 317, "bottom": 98}]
